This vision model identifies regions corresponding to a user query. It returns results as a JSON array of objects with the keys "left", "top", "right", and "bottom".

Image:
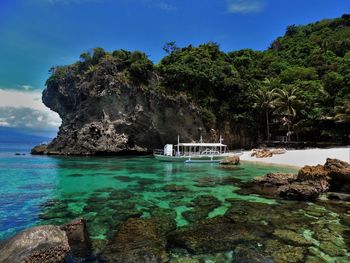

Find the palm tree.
[
  {"left": 335, "top": 100, "right": 350, "bottom": 123},
  {"left": 273, "top": 86, "right": 303, "bottom": 141},
  {"left": 253, "top": 89, "right": 275, "bottom": 141}
]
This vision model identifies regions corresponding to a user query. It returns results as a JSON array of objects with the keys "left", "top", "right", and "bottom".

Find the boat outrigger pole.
[{"left": 177, "top": 135, "right": 180, "bottom": 156}]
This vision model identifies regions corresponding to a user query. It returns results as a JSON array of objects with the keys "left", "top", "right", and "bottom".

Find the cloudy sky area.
[{"left": 0, "top": 0, "right": 348, "bottom": 136}]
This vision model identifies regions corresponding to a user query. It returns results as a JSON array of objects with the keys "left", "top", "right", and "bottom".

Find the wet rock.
[
  {"left": 0, "top": 225, "right": 70, "bottom": 263},
  {"left": 60, "top": 218, "right": 92, "bottom": 258},
  {"left": 273, "top": 229, "right": 313, "bottom": 246},
  {"left": 31, "top": 144, "right": 48, "bottom": 155},
  {"left": 162, "top": 184, "right": 190, "bottom": 192},
  {"left": 297, "top": 165, "right": 329, "bottom": 181},
  {"left": 167, "top": 216, "right": 257, "bottom": 253},
  {"left": 102, "top": 217, "right": 168, "bottom": 263},
  {"left": 220, "top": 156, "right": 240, "bottom": 165},
  {"left": 278, "top": 180, "right": 329, "bottom": 201},
  {"left": 325, "top": 158, "right": 350, "bottom": 192}
]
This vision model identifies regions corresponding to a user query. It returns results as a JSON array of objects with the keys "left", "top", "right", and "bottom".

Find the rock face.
[
  {"left": 0, "top": 225, "right": 70, "bottom": 263},
  {"left": 33, "top": 69, "right": 254, "bottom": 155},
  {"left": 246, "top": 158, "right": 350, "bottom": 201}
]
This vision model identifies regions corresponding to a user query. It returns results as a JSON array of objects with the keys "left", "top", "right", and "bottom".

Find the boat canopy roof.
[{"left": 176, "top": 143, "right": 226, "bottom": 147}]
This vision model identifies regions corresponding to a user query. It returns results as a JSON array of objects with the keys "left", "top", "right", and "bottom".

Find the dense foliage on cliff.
[{"left": 46, "top": 14, "right": 350, "bottom": 143}]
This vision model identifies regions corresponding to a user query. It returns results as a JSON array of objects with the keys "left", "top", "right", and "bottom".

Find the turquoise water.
[
  {"left": 3, "top": 142, "right": 350, "bottom": 262},
  {"left": 0, "top": 142, "right": 296, "bottom": 242}
]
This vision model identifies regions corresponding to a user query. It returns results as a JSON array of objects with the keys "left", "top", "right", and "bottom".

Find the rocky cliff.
[{"left": 32, "top": 50, "right": 255, "bottom": 155}]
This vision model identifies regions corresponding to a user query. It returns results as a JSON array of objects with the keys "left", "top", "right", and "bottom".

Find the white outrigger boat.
[{"left": 153, "top": 136, "right": 241, "bottom": 163}]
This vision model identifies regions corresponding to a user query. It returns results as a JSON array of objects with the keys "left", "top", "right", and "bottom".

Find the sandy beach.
[{"left": 240, "top": 146, "right": 350, "bottom": 168}]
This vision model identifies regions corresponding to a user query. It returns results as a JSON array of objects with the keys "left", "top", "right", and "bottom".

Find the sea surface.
[{"left": 1, "top": 142, "right": 350, "bottom": 262}]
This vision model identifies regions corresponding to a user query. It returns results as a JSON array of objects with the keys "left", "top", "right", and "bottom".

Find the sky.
[{"left": 0, "top": 0, "right": 349, "bottom": 136}]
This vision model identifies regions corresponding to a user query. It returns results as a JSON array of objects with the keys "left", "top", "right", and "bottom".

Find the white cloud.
[
  {"left": 0, "top": 89, "right": 61, "bottom": 132},
  {"left": 227, "top": 0, "right": 264, "bottom": 14},
  {"left": 18, "top": 84, "right": 33, "bottom": 91}
]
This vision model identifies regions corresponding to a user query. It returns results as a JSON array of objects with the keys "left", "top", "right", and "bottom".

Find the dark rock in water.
[
  {"left": 0, "top": 225, "right": 70, "bottom": 263},
  {"left": 219, "top": 156, "right": 240, "bottom": 165},
  {"left": 60, "top": 218, "right": 92, "bottom": 258},
  {"left": 69, "top": 173, "right": 84, "bottom": 177},
  {"left": 327, "top": 192, "right": 350, "bottom": 202},
  {"left": 15, "top": 153, "right": 26, "bottom": 156},
  {"left": 278, "top": 180, "right": 329, "bottom": 201},
  {"left": 31, "top": 144, "right": 48, "bottom": 155},
  {"left": 325, "top": 158, "right": 350, "bottom": 192},
  {"left": 233, "top": 245, "right": 274, "bottom": 263},
  {"left": 182, "top": 195, "right": 221, "bottom": 223},
  {"left": 162, "top": 184, "right": 190, "bottom": 192},
  {"left": 102, "top": 217, "right": 168, "bottom": 263},
  {"left": 167, "top": 216, "right": 257, "bottom": 254}
]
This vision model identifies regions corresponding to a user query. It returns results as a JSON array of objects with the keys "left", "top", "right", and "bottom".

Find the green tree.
[
  {"left": 252, "top": 80, "right": 276, "bottom": 140},
  {"left": 273, "top": 86, "right": 303, "bottom": 141},
  {"left": 335, "top": 100, "right": 350, "bottom": 123}
]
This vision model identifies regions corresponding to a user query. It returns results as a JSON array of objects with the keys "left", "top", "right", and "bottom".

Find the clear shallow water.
[
  {"left": 0, "top": 142, "right": 296, "bottom": 241},
  {"left": 3, "top": 142, "right": 350, "bottom": 263}
]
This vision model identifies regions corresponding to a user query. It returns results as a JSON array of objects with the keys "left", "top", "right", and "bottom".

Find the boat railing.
[{"left": 200, "top": 149, "right": 220, "bottom": 155}]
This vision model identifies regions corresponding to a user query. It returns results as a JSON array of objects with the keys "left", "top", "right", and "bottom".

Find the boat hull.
[{"left": 153, "top": 154, "right": 238, "bottom": 163}]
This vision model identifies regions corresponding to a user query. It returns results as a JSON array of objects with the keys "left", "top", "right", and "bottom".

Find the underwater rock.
[
  {"left": 233, "top": 244, "right": 274, "bottom": 263},
  {"left": 0, "top": 225, "right": 70, "bottom": 263},
  {"left": 102, "top": 217, "right": 168, "bottom": 263},
  {"left": 162, "top": 184, "right": 190, "bottom": 192},
  {"left": 182, "top": 195, "right": 221, "bottom": 223},
  {"left": 167, "top": 216, "right": 257, "bottom": 253},
  {"left": 319, "top": 241, "right": 347, "bottom": 257},
  {"left": 265, "top": 240, "right": 306, "bottom": 263},
  {"left": 273, "top": 229, "right": 313, "bottom": 246}
]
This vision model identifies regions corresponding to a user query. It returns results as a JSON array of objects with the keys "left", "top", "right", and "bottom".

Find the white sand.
[{"left": 240, "top": 147, "right": 350, "bottom": 168}]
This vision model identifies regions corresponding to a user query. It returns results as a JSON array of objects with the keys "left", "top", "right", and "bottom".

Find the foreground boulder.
[
  {"left": 101, "top": 217, "right": 169, "bottom": 263},
  {"left": 247, "top": 158, "right": 350, "bottom": 201},
  {"left": 0, "top": 225, "right": 70, "bottom": 263}
]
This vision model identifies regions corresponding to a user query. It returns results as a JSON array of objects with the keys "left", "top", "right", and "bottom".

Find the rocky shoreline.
[{"left": 241, "top": 158, "right": 350, "bottom": 201}]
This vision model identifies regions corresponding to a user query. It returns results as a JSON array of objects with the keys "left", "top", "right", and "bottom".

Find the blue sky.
[{"left": 0, "top": 0, "right": 349, "bottom": 136}]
